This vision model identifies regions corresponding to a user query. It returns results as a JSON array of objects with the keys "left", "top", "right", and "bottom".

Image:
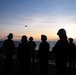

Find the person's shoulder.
[
  {"left": 10, "top": 40, "right": 14, "bottom": 42},
  {"left": 32, "top": 41, "right": 36, "bottom": 44},
  {"left": 66, "top": 40, "right": 69, "bottom": 45},
  {"left": 27, "top": 41, "right": 33, "bottom": 44},
  {"left": 56, "top": 40, "right": 60, "bottom": 43},
  {"left": 54, "top": 40, "right": 61, "bottom": 46},
  {"left": 4, "top": 39, "right": 9, "bottom": 43},
  {"left": 46, "top": 41, "right": 49, "bottom": 45}
]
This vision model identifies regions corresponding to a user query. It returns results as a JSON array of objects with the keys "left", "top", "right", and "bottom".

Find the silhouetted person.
[
  {"left": 68, "top": 38, "right": 76, "bottom": 68},
  {"left": 28, "top": 36, "right": 36, "bottom": 66},
  {"left": 52, "top": 28, "right": 69, "bottom": 75},
  {"left": 17, "top": 35, "right": 30, "bottom": 75},
  {"left": 37, "top": 34, "right": 50, "bottom": 75},
  {"left": 2, "top": 33, "right": 15, "bottom": 75}
]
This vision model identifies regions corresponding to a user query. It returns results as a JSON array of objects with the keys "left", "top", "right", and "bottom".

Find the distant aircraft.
[{"left": 25, "top": 25, "right": 27, "bottom": 27}]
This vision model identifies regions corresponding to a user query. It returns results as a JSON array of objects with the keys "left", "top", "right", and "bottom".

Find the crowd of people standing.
[{"left": 0, "top": 28, "right": 76, "bottom": 75}]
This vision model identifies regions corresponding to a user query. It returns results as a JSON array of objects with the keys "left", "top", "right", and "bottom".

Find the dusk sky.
[{"left": 0, "top": 0, "right": 76, "bottom": 40}]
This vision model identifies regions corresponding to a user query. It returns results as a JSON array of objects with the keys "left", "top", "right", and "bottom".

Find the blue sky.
[{"left": 0, "top": 0, "right": 76, "bottom": 40}]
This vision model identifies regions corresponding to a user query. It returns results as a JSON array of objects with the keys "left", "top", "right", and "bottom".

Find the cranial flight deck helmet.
[
  {"left": 7, "top": 33, "right": 13, "bottom": 39},
  {"left": 69, "top": 38, "right": 73, "bottom": 42},
  {"left": 41, "top": 34, "right": 47, "bottom": 41},
  {"left": 21, "top": 35, "right": 27, "bottom": 42},
  {"left": 57, "top": 28, "right": 66, "bottom": 36}
]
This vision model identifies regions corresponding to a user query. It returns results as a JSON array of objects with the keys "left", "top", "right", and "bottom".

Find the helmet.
[
  {"left": 69, "top": 38, "right": 73, "bottom": 42},
  {"left": 22, "top": 35, "right": 27, "bottom": 39},
  {"left": 21, "top": 35, "right": 27, "bottom": 42},
  {"left": 57, "top": 28, "right": 66, "bottom": 35},
  {"left": 7, "top": 33, "right": 13, "bottom": 39},
  {"left": 29, "top": 37, "right": 33, "bottom": 41},
  {"left": 41, "top": 34, "right": 47, "bottom": 41}
]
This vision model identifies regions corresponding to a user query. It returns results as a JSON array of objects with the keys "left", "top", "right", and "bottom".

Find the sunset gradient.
[{"left": 0, "top": 0, "right": 76, "bottom": 41}]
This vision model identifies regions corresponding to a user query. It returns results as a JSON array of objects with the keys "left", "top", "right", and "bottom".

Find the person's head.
[
  {"left": 7, "top": 33, "right": 13, "bottom": 39},
  {"left": 21, "top": 35, "right": 27, "bottom": 43},
  {"left": 29, "top": 37, "right": 33, "bottom": 41},
  {"left": 57, "top": 28, "right": 67, "bottom": 40},
  {"left": 41, "top": 34, "right": 47, "bottom": 42},
  {"left": 69, "top": 38, "right": 73, "bottom": 43}
]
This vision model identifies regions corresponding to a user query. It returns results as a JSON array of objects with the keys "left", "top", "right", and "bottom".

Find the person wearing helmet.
[
  {"left": 52, "top": 28, "right": 69, "bottom": 75},
  {"left": 7, "top": 33, "right": 13, "bottom": 39},
  {"left": 17, "top": 35, "right": 30, "bottom": 75},
  {"left": 37, "top": 34, "right": 50, "bottom": 75},
  {"left": 68, "top": 38, "right": 76, "bottom": 68},
  {"left": 28, "top": 36, "right": 36, "bottom": 66},
  {"left": 57, "top": 28, "right": 67, "bottom": 40},
  {"left": 2, "top": 33, "right": 15, "bottom": 74}
]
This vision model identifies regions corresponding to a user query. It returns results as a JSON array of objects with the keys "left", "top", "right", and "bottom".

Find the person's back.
[
  {"left": 52, "top": 28, "right": 69, "bottom": 75},
  {"left": 68, "top": 38, "right": 75, "bottom": 55},
  {"left": 2, "top": 33, "right": 15, "bottom": 74},
  {"left": 53, "top": 40, "right": 68, "bottom": 62},
  {"left": 28, "top": 37, "right": 36, "bottom": 65},
  {"left": 17, "top": 35, "right": 30, "bottom": 75},
  {"left": 28, "top": 37, "right": 36, "bottom": 54},
  {"left": 39, "top": 41, "right": 49, "bottom": 61},
  {"left": 3, "top": 39, "right": 15, "bottom": 55},
  {"left": 53, "top": 39, "right": 69, "bottom": 74},
  {"left": 38, "top": 35, "right": 49, "bottom": 75},
  {"left": 68, "top": 38, "right": 76, "bottom": 68},
  {"left": 18, "top": 42, "right": 30, "bottom": 61}
]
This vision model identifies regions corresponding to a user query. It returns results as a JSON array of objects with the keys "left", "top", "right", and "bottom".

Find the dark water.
[{"left": 0, "top": 40, "right": 56, "bottom": 51}]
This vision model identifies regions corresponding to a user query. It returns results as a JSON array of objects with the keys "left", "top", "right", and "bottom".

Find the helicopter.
[{"left": 25, "top": 25, "right": 27, "bottom": 27}]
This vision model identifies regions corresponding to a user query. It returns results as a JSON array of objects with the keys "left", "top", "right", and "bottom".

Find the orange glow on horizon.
[{"left": 0, "top": 33, "right": 58, "bottom": 41}]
